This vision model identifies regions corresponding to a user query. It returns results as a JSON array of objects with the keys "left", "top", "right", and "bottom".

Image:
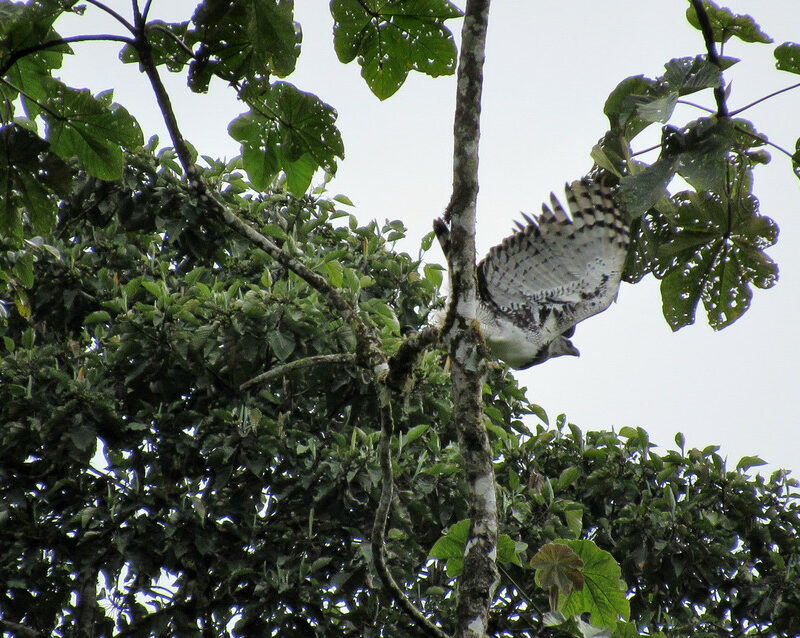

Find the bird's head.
[{"left": 519, "top": 335, "right": 580, "bottom": 369}]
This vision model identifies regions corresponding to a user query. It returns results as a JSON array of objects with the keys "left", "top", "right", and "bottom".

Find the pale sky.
[{"left": 56, "top": 2, "right": 800, "bottom": 474}]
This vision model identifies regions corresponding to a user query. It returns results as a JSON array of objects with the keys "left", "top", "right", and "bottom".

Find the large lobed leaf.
[
  {"left": 330, "top": 0, "right": 461, "bottom": 99},
  {"left": 658, "top": 189, "right": 778, "bottom": 330},
  {"left": 42, "top": 84, "right": 143, "bottom": 180},
  {"left": 228, "top": 82, "right": 343, "bottom": 195},
  {"left": 187, "top": 0, "right": 300, "bottom": 92}
]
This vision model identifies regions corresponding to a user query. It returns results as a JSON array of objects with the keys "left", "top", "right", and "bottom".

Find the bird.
[{"left": 435, "top": 179, "right": 630, "bottom": 369}]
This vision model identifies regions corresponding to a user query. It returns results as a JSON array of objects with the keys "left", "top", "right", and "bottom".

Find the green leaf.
[
  {"left": 657, "top": 190, "right": 778, "bottom": 330},
  {"left": 188, "top": 0, "right": 300, "bottom": 91},
  {"left": 42, "top": 84, "right": 143, "bottom": 180},
  {"left": 497, "top": 533, "right": 521, "bottom": 566},
  {"left": 686, "top": 1, "right": 772, "bottom": 44},
  {"left": 268, "top": 331, "right": 295, "bottom": 361},
  {"left": 120, "top": 21, "right": 193, "bottom": 72},
  {"left": 775, "top": 42, "right": 800, "bottom": 75},
  {"left": 737, "top": 455, "right": 767, "bottom": 472},
  {"left": 229, "top": 82, "right": 344, "bottom": 195},
  {"left": 323, "top": 260, "right": 344, "bottom": 288},
  {"left": 11, "top": 252, "right": 34, "bottom": 289},
  {"left": 662, "top": 55, "right": 736, "bottom": 96},
  {"left": 428, "top": 518, "right": 469, "bottom": 576},
  {"left": 84, "top": 310, "right": 112, "bottom": 325},
  {"left": 603, "top": 75, "right": 657, "bottom": 139},
  {"left": 559, "top": 539, "right": 630, "bottom": 631},
  {"left": 404, "top": 423, "right": 429, "bottom": 445},
  {"left": 68, "top": 425, "right": 97, "bottom": 452},
  {"left": 331, "top": 0, "right": 461, "bottom": 99},
  {"left": 619, "top": 158, "right": 674, "bottom": 215}
]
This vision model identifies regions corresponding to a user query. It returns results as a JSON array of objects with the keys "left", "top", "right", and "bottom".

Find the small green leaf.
[
  {"left": 686, "top": 1, "right": 772, "bottom": 44},
  {"left": 775, "top": 42, "right": 800, "bottom": 75},
  {"left": 268, "top": 331, "right": 295, "bottom": 361},
  {"left": 84, "top": 310, "right": 112, "bottom": 325},
  {"left": 737, "top": 455, "right": 767, "bottom": 472},
  {"left": 497, "top": 533, "right": 521, "bottom": 566},
  {"left": 323, "top": 260, "right": 344, "bottom": 288},
  {"left": 404, "top": 423, "right": 429, "bottom": 445}
]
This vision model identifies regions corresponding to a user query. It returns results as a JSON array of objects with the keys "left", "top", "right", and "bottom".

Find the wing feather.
[{"left": 477, "top": 180, "right": 629, "bottom": 342}]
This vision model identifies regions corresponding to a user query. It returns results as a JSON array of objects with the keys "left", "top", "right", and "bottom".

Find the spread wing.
[{"left": 477, "top": 180, "right": 629, "bottom": 344}]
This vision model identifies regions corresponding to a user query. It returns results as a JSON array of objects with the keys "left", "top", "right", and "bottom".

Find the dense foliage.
[
  {"left": 2, "top": 1, "right": 800, "bottom": 636},
  {"left": 1, "top": 158, "right": 798, "bottom": 636}
]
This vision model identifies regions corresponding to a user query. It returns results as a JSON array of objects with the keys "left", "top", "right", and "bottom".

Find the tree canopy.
[{"left": 1, "top": 1, "right": 799, "bottom": 637}]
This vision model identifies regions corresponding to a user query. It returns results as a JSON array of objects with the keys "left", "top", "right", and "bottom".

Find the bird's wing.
[{"left": 477, "top": 180, "right": 629, "bottom": 340}]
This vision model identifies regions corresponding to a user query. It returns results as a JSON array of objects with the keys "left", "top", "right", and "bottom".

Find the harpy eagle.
[{"left": 435, "top": 179, "right": 630, "bottom": 369}]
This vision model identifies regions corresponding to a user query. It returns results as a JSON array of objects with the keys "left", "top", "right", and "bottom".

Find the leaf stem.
[
  {"left": 676, "top": 98, "right": 716, "bottom": 114},
  {"left": 83, "top": 0, "right": 136, "bottom": 33},
  {"left": 0, "top": 35, "right": 135, "bottom": 78},
  {"left": 729, "top": 82, "right": 800, "bottom": 116}
]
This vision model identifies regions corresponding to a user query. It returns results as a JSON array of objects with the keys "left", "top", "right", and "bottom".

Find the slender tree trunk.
[{"left": 443, "top": 1, "right": 497, "bottom": 636}]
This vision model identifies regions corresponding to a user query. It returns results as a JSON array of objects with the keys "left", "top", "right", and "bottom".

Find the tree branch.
[
  {"left": 0, "top": 620, "right": 44, "bottom": 638},
  {"left": 439, "top": 1, "right": 498, "bottom": 637},
  {"left": 0, "top": 35, "right": 135, "bottom": 77},
  {"left": 239, "top": 353, "right": 357, "bottom": 391},
  {"left": 133, "top": 32, "right": 386, "bottom": 375},
  {"left": 371, "top": 405, "right": 451, "bottom": 638},
  {"left": 689, "top": 0, "right": 729, "bottom": 117}
]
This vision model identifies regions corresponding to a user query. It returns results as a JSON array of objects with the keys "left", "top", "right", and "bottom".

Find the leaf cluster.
[{"left": 591, "top": 2, "right": 798, "bottom": 331}]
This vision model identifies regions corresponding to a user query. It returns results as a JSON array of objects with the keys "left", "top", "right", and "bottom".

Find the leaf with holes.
[
  {"left": 775, "top": 42, "right": 800, "bottom": 75},
  {"left": 657, "top": 190, "right": 778, "bottom": 330},
  {"left": 331, "top": 0, "right": 461, "bottom": 99},
  {"left": 229, "top": 82, "right": 343, "bottom": 195}
]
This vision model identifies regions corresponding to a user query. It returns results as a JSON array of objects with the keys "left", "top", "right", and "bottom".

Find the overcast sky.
[{"left": 56, "top": 2, "right": 799, "bottom": 475}]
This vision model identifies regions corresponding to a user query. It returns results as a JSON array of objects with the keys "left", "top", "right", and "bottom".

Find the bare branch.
[
  {"left": 0, "top": 35, "right": 135, "bottom": 77},
  {"left": 239, "top": 353, "right": 357, "bottom": 391}
]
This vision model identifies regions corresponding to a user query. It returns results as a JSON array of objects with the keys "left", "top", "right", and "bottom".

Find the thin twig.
[
  {"left": 141, "top": 0, "right": 154, "bottom": 22},
  {"left": 689, "top": 0, "right": 729, "bottom": 117},
  {"left": 676, "top": 98, "right": 716, "bottom": 114},
  {"left": 732, "top": 123, "right": 794, "bottom": 159},
  {"left": 0, "top": 620, "right": 44, "bottom": 638},
  {"left": 0, "top": 35, "right": 135, "bottom": 77},
  {"left": 83, "top": 0, "right": 136, "bottom": 33},
  {"left": 729, "top": 82, "right": 800, "bottom": 117},
  {"left": 239, "top": 353, "right": 357, "bottom": 390},
  {"left": 630, "top": 142, "right": 663, "bottom": 158}
]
